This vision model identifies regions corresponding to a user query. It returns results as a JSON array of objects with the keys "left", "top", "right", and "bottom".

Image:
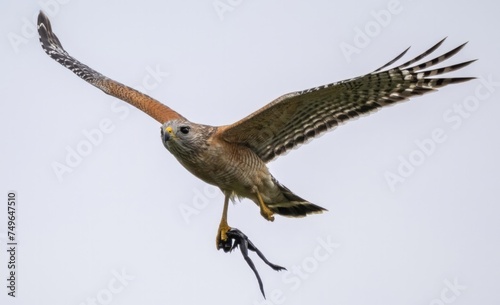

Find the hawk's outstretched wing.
[
  {"left": 218, "top": 38, "right": 475, "bottom": 163},
  {"left": 37, "top": 11, "right": 184, "bottom": 124}
]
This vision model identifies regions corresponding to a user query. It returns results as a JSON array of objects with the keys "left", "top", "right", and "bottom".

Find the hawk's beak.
[{"left": 163, "top": 126, "right": 174, "bottom": 142}]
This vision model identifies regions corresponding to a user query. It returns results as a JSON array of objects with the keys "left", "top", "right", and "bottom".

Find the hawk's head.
[{"left": 161, "top": 120, "right": 215, "bottom": 159}]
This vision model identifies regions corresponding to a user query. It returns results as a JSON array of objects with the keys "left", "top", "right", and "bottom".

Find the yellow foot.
[
  {"left": 260, "top": 203, "right": 275, "bottom": 222},
  {"left": 256, "top": 191, "right": 275, "bottom": 222},
  {"left": 216, "top": 222, "right": 231, "bottom": 250}
]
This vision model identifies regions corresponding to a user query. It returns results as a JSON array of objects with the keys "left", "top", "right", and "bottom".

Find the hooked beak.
[{"left": 163, "top": 126, "right": 174, "bottom": 142}]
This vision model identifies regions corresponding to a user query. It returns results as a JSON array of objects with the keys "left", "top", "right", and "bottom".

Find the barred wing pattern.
[
  {"left": 219, "top": 38, "right": 475, "bottom": 163},
  {"left": 37, "top": 11, "right": 184, "bottom": 124}
]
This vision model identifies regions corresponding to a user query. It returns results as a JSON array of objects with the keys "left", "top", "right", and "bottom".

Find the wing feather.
[
  {"left": 37, "top": 11, "right": 184, "bottom": 124},
  {"left": 218, "top": 38, "right": 475, "bottom": 163}
]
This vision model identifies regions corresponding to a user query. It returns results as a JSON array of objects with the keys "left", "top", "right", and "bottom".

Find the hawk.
[{"left": 37, "top": 11, "right": 474, "bottom": 257}]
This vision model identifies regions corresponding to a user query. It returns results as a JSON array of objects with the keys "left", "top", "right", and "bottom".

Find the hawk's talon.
[
  {"left": 260, "top": 206, "right": 275, "bottom": 222},
  {"left": 256, "top": 191, "right": 275, "bottom": 222},
  {"left": 216, "top": 222, "right": 231, "bottom": 250},
  {"left": 220, "top": 227, "right": 286, "bottom": 298}
]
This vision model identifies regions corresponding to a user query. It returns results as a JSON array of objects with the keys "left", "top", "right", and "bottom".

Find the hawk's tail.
[{"left": 267, "top": 179, "right": 327, "bottom": 217}]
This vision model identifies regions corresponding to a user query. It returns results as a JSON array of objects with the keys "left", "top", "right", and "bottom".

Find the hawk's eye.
[{"left": 180, "top": 126, "right": 190, "bottom": 134}]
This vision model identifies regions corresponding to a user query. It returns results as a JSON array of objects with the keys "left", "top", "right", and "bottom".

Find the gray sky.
[{"left": 1, "top": 0, "right": 499, "bottom": 304}]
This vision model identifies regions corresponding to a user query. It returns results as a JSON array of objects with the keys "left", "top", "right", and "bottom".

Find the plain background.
[{"left": 1, "top": 0, "right": 499, "bottom": 304}]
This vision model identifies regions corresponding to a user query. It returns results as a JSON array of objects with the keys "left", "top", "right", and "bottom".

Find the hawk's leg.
[
  {"left": 216, "top": 194, "right": 231, "bottom": 249},
  {"left": 256, "top": 190, "right": 275, "bottom": 222}
]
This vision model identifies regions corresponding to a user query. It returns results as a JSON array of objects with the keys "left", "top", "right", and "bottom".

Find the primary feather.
[{"left": 219, "top": 38, "right": 475, "bottom": 163}]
